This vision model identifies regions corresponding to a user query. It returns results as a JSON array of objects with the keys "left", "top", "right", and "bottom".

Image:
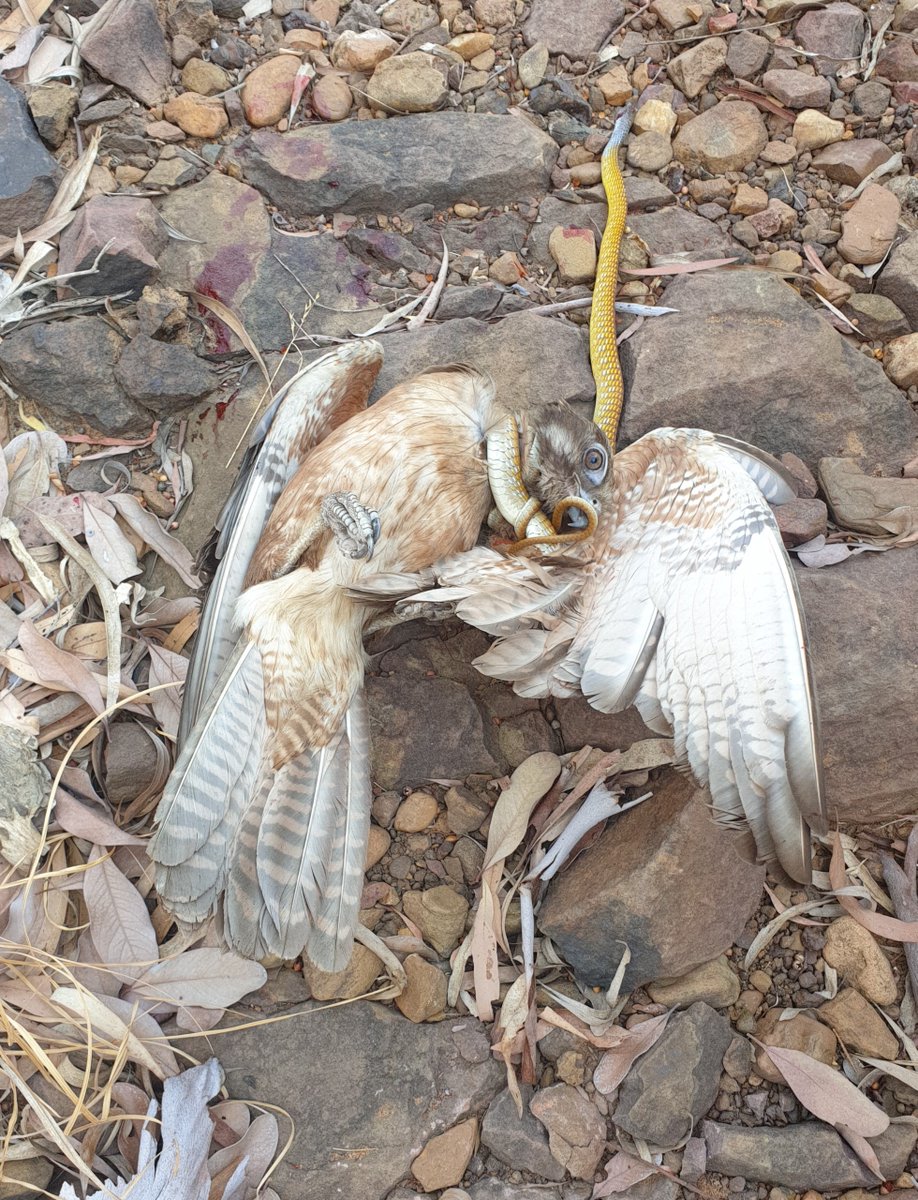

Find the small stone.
[
  {"left": 823, "top": 916, "right": 898, "bottom": 1005},
  {"left": 147, "top": 120, "right": 186, "bottom": 143},
  {"left": 548, "top": 226, "right": 597, "bottom": 283},
  {"left": 749, "top": 968, "right": 773, "bottom": 994},
  {"left": 412, "top": 1118, "right": 477, "bottom": 1191},
  {"left": 80, "top": 0, "right": 171, "bottom": 106},
  {"left": 518, "top": 42, "right": 549, "bottom": 89},
  {"left": 726, "top": 30, "right": 770, "bottom": 78},
  {"left": 181, "top": 57, "right": 230, "bottom": 95},
  {"left": 56, "top": 195, "right": 167, "bottom": 301},
  {"left": 303, "top": 942, "right": 382, "bottom": 1000},
  {"left": 331, "top": 28, "right": 398, "bottom": 72},
  {"left": 723, "top": 1034, "right": 755, "bottom": 1081},
  {"left": 626, "top": 130, "right": 674, "bottom": 173},
  {"left": 818, "top": 987, "right": 901, "bottom": 1058},
  {"left": 163, "top": 92, "right": 228, "bottom": 137},
  {"left": 380, "top": 0, "right": 438, "bottom": 36},
  {"left": 754, "top": 1009, "right": 838, "bottom": 1083},
  {"left": 652, "top": 0, "right": 709, "bottom": 30},
  {"left": 673, "top": 100, "right": 767, "bottom": 173},
  {"left": 876, "top": 231, "right": 918, "bottom": 328},
  {"left": 402, "top": 886, "right": 469, "bottom": 956},
  {"left": 136, "top": 284, "right": 188, "bottom": 339},
  {"left": 168, "top": 0, "right": 218, "bottom": 42},
  {"left": 884, "top": 333, "right": 918, "bottom": 389},
  {"left": 811, "top": 272, "right": 853, "bottom": 306},
  {"left": 668, "top": 37, "right": 727, "bottom": 99},
  {"left": 395, "top": 953, "right": 447, "bottom": 1022},
  {"left": 481, "top": 1086, "right": 565, "bottom": 1181},
  {"left": 394, "top": 790, "right": 439, "bottom": 832},
  {"left": 144, "top": 157, "right": 197, "bottom": 189},
  {"left": 445, "top": 785, "right": 489, "bottom": 836},
  {"left": 812, "top": 139, "right": 895, "bottom": 185},
  {"left": 556, "top": 1049, "right": 586, "bottom": 1085},
  {"left": 284, "top": 27, "right": 324, "bottom": 51},
  {"left": 27, "top": 83, "right": 79, "bottom": 150},
  {"left": 530, "top": 1084, "right": 606, "bottom": 1180},
  {"left": 171, "top": 34, "right": 200, "bottom": 66},
  {"left": 596, "top": 66, "right": 632, "bottom": 106},
  {"left": 768, "top": 249, "right": 802, "bottom": 274},
  {"left": 852, "top": 79, "right": 891, "bottom": 117},
  {"left": 873, "top": 36, "right": 918, "bottom": 81},
  {"left": 731, "top": 182, "right": 768, "bottom": 215},
  {"left": 761, "top": 139, "right": 797, "bottom": 165},
  {"left": 488, "top": 250, "right": 523, "bottom": 285},
  {"left": 312, "top": 74, "right": 352, "bottom": 120},
  {"left": 793, "top": 108, "right": 845, "bottom": 151},
  {"left": 763, "top": 68, "right": 830, "bottom": 109},
  {"left": 365, "top": 823, "right": 390, "bottom": 868},
  {"left": 797, "top": 2, "right": 865, "bottom": 68},
  {"left": 522, "top": 0, "right": 626, "bottom": 59},
  {"left": 735, "top": 988, "right": 765, "bottom": 1018},
  {"left": 633, "top": 97, "right": 677, "bottom": 137},
  {"left": 448, "top": 31, "right": 494, "bottom": 60},
  {"left": 648, "top": 956, "right": 740, "bottom": 1009},
  {"left": 367, "top": 52, "right": 447, "bottom": 113},
  {"left": 774, "top": 498, "right": 828, "bottom": 546},
  {"left": 242, "top": 54, "right": 301, "bottom": 127},
  {"left": 748, "top": 198, "right": 796, "bottom": 238},
  {"left": 0, "top": 77, "right": 61, "bottom": 236},
  {"left": 115, "top": 334, "right": 216, "bottom": 411},
  {"left": 838, "top": 183, "right": 901, "bottom": 266}
]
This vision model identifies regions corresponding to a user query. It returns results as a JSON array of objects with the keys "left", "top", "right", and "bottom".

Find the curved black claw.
[{"left": 321, "top": 492, "right": 381, "bottom": 561}]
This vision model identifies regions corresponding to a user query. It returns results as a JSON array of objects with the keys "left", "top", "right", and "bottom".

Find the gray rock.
[
  {"left": 614, "top": 1003, "right": 733, "bottom": 1148},
  {"left": 228, "top": 113, "right": 558, "bottom": 217},
  {"left": 481, "top": 1086, "right": 565, "bottom": 1182},
  {"left": 0, "top": 317, "right": 147, "bottom": 434},
  {"left": 702, "top": 1119, "right": 916, "bottom": 1189},
  {"left": 619, "top": 269, "right": 917, "bottom": 472},
  {"left": 522, "top": 0, "right": 626, "bottom": 58},
  {"left": 796, "top": 549, "right": 918, "bottom": 823},
  {"left": 844, "top": 292, "right": 911, "bottom": 340},
  {"left": 725, "top": 31, "right": 770, "bottom": 78},
  {"left": 81, "top": 0, "right": 171, "bottom": 106},
  {"left": 114, "top": 335, "right": 217, "bottom": 412},
  {"left": 194, "top": 1003, "right": 503, "bottom": 1200},
  {"left": 436, "top": 284, "right": 503, "bottom": 320},
  {"left": 57, "top": 196, "right": 167, "bottom": 301},
  {"left": 469, "top": 1182, "right": 562, "bottom": 1200},
  {"left": 877, "top": 231, "right": 918, "bottom": 329},
  {"left": 629, "top": 206, "right": 745, "bottom": 261},
  {"left": 345, "top": 226, "right": 432, "bottom": 273},
  {"left": 538, "top": 773, "right": 764, "bottom": 990},
  {"left": 27, "top": 82, "right": 79, "bottom": 149},
  {"left": 796, "top": 2, "right": 866, "bottom": 72},
  {"left": 0, "top": 77, "right": 62, "bottom": 236}
]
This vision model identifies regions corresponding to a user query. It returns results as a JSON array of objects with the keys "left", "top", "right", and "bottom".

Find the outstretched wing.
[
  {"left": 179, "top": 341, "right": 383, "bottom": 745},
  {"left": 476, "top": 428, "right": 825, "bottom": 883}
]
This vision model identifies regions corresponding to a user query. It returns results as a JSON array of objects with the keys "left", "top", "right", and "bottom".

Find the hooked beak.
[{"left": 554, "top": 487, "right": 598, "bottom": 532}]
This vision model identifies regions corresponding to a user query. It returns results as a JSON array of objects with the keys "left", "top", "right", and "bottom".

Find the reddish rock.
[
  {"left": 57, "top": 196, "right": 167, "bottom": 301},
  {"left": 875, "top": 37, "right": 918, "bottom": 81},
  {"left": 811, "top": 138, "right": 896, "bottom": 185},
  {"left": 81, "top": 0, "right": 171, "bottom": 106},
  {"left": 762, "top": 68, "right": 831, "bottom": 108},
  {"left": 311, "top": 74, "right": 353, "bottom": 121},
  {"left": 774, "top": 498, "right": 828, "bottom": 546},
  {"left": 796, "top": 3, "right": 867, "bottom": 71},
  {"left": 522, "top": 0, "right": 626, "bottom": 58},
  {"left": 876, "top": 231, "right": 918, "bottom": 328},
  {"left": 838, "top": 184, "right": 901, "bottom": 266},
  {"left": 673, "top": 100, "right": 768, "bottom": 172},
  {"left": 242, "top": 54, "right": 301, "bottom": 128}
]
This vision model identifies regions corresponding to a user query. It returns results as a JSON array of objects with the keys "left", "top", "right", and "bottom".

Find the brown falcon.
[{"left": 150, "top": 342, "right": 611, "bottom": 970}]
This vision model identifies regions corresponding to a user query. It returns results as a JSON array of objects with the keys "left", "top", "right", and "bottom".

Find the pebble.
[
  {"left": 762, "top": 69, "right": 831, "bottom": 109},
  {"left": 180, "top": 58, "right": 230, "bottom": 96},
  {"left": 518, "top": 42, "right": 549, "bottom": 89},
  {"left": 412, "top": 1118, "right": 478, "bottom": 1191},
  {"left": 812, "top": 138, "right": 895, "bottom": 185},
  {"left": 853, "top": 79, "right": 892, "bottom": 117},
  {"left": 774, "top": 498, "right": 828, "bottom": 546},
  {"left": 312, "top": 74, "right": 353, "bottom": 121},
  {"left": 818, "top": 987, "right": 901, "bottom": 1058},
  {"left": 726, "top": 30, "right": 771, "bottom": 78},
  {"left": 146, "top": 120, "right": 186, "bottom": 143},
  {"left": 673, "top": 100, "right": 767, "bottom": 173},
  {"left": 633, "top": 97, "right": 677, "bottom": 137},
  {"left": 547, "top": 226, "right": 597, "bottom": 283},
  {"left": 27, "top": 83, "right": 78, "bottom": 150},
  {"left": 394, "top": 790, "right": 439, "bottom": 832},
  {"left": 380, "top": 0, "right": 438, "bottom": 36},
  {"left": 837, "top": 183, "right": 901, "bottom": 265},
  {"left": 162, "top": 93, "right": 228, "bottom": 137},
  {"left": 760, "top": 139, "right": 797, "bottom": 165},
  {"left": 331, "top": 28, "right": 398, "bottom": 71},
  {"left": 489, "top": 250, "right": 523, "bottom": 284},
  {"left": 648, "top": 955, "right": 740, "bottom": 1009},
  {"left": 448, "top": 32, "right": 494, "bottom": 60},
  {"left": 481, "top": 1085, "right": 565, "bottom": 1181},
  {"left": 627, "top": 130, "right": 674, "bottom": 173},
  {"left": 365, "top": 824, "right": 391, "bottom": 868},
  {"left": 768, "top": 249, "right": 803, "bottom": 274},
  {"left": 754, "top": 1009, "right": 838, "bottom": 1083},
  {"left": 529, "top": 1085, "right": 606, "bottom": 1181},
  {"left": 242, "top": 54, "right": 301, "bottom": 127},
  {"left": 303, "top": 942, "right": 382, "bottom": 1000},
  {"left": 394, "top": 953, "right": 447, "bottom": 1022},
  {"left": 445, "top": 785, "right": 489, "bottom": 835},
  {"left": 731, "top": 181, "right": 768, "bottom": 215},
  {"left": 823, "top": 916, "right": 898, "bottom": 1005},
  {"left": 885, "top": 333, "right": 918, "bottom": 389},
  {"left": 367, "top": 52, "right": 448, "bottom": 113},
  {"left": 284, "top": 28, "right": 324, "bottom": 51},
  {"left": 845, "top": 293, "right": 910, "bottom": 340},
  {"left": 596, "top": 66, "right": 632, "bottom": 106},
  {"left": 793, "top": 108, "right": 845, "bottom": 151},
  {"left": 748, "top": 198, "right": 796, "bottom": 238},
  {"left": 402, "top": 885, "right": 469, "bottom": 955},
  {"left": 667, "top": 37, "right": 728, "bottom": 99}
]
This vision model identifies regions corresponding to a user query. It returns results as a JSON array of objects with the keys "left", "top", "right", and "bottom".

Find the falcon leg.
[
  {"left": 364, "top": 599, "right": 458, "bottom": 638},
  {"left": 321, "top": 492, "right": 381, "bottom": 561}
]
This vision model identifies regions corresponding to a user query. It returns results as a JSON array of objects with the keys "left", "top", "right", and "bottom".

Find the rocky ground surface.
[{"left": 2, "top": 0, "right": 918, "bottom": 1196}]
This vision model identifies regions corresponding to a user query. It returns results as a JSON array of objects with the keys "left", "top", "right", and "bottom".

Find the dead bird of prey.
[{"left": 150, "top": 342, "right": 611, "bottom": 970}]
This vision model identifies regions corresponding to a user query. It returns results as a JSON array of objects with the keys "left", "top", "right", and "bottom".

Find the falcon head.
[{"left": 521, "top": 402, "right": 612, "bottom": 530}]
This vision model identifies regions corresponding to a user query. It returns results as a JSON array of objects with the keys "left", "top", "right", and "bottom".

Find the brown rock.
[
  {"left": 823, "top": 916, "right": 898, "bottom": 1004},
  {"left": 402, "top": 886, "right": 469, "bottom": 956},
  {"left": 754, "top": 1009, "right": 838, "bottom": 1083},
  {"left": 838, "top": 184, "right": 901, "bottom": 266},
  {"left": 394, "top": 790, "right": 439, "bottom": 832},
  {"left": 796, "top": 3, "right": 866, "bottom": 70},
  {"left": 312, "top": 74, "right": 352, "bottom": 121},
  {"left": 365, "top": 824, "right": 390, "bottom": 869},
  {"left": 489, "top": 250, "right": 523, "bottom": 285},
  {"left": 548, "top": 226, "right": 597, "bottom": 283},
  {"left": 304, "top": 942, "right": 382, "bottom": 1000},
  {"left": 875, "top": 37, "right": 918, "bottom": 81},
  {"left": 877, "top": 231, "right": 918, "bottom": 329},
  {"left": 331, "top": 28, "right": 398, "bottom": 72},
  {"left": 731, "top": 181, "right": 768, "bottom": 215},
  {"left": 538, "top": 772, "right": 764, "bottom": 990},
  {"left": 811, "top": 272, "right": 854, "bottom": 306},
  {"left": 633, "top": 97, "right": 677, "bottom": 137},
  {"left": 844, "top": 293, "right": 911, "bottom": 341},
  {"left": 597, "top": 65, "right": 632, "bottom": 106},
  {"left": 522, "top": 0, "right": 626, "bottom": 59},
  {"left": 781, "top": 452, "right": 819, "bottom": 499},
  {"left": 726, "top": 30, "right": 770, "bottom": 77},
  {"left": 448, "top": 31, "right": 495, "bottom": 60},
  {"left": 380, "top": 0, "right": 438, "bottom": 36},
  {"left": 367, "top": 52, "right": 447, "bottom": 113},
  {"left": 147, "top": 120, "right": 186, "bottom": 143},
  {"left": 885, "top": 332, "right": 918, "bottom": 388},
  {"left": 668, "top": 37, "right": 727, "bottom": 98},
  {"left": 648, "top": 955, "right": 740, "bottom": 1008},
  {"left": 412, "top": 1119, "right": 477, "bottom": 1191},
  {"left": 774, "top": 497, "right": 828, "bottom": 546},
  {"left": 81, "top": 0, "right": 170, "bottom": 106},
  {"left": 652, "top": 0, "right": 713, "bottom": 30},
  {"left": 794, "top": 108, "right": 845, "bottom": 151},
  {"left": 673, "top": 100, "right": 768, "bottom": 173},
  {"left": 284, "top": 28, "right": 324, "bottom": 52},
  {"left": 812, "top": 138, "right": 895, "bottom": 185},
  {"left": 818, "top": 988, "right": 900, "bottom": 1058},
  {"left": 181, "top": 57, "right": 230, "bottom": 96},
  {"left": 27, "top": 82, "right": 78, "bottom": 150},
  {"left": 395, "top": 953, "right": 447, "bottom": 1022},
  {"left": 242, "top": 55, "right": 301, "bottom": 128},
  {"left": 760, "top": 139, "right": 797, "bottom": 165},
  {"left": 748, "top": 198, "right": 796, "bottom": 238},
  {"left": 57, "top": 195, "right": 167, "bottom": 301},
  {"left": 819, "top": 457, "right": 918, "bottom": 537},
  {"left": 530, "top": 1085, "right": 606, "bottom": 1180},
  {"left": 763, "top": 68, "right": 831, "bottom": 108},
  {"left": 445, "top": 785, "right": 489, "bottom": 836},
  {"left": 163, "top": 92, "right": 228, "bottom": 138},
  {"left": 627, "top": 129, "right": 674, "bottom": 172}
]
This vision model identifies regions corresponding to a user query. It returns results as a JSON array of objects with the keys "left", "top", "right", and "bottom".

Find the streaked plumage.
[{"left": 151, "top": 355, "right": 610, "bottom": 969}]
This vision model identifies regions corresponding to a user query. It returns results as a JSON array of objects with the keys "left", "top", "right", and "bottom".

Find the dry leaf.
[
  {"left": 82, "top": 847, "right": 159, "bottom": 980},
  {"left": 493, "top": 973, "right": 532, "bottom": 1115},
  {"left": 108, "top": 493, "right": 201, "bottom": 588},
  {"left": 593, "top": 1012, "right": 670, "bottom": 1094},
  {"left": 54, "top": 788, "right": 145, "bottom": 846},
  {"left": 127, "top": 947, "right": 267, "bottom": 1010},
  {"left": 835, "top": 1122, "right": 884, "bottom": 1180},
  {"left": 593, "top": 1150, "right": 656, "bottom": 1196},
  {"left": 10, "top": 619, "right": 105, "bottom": 713},
  {"left": 147, "top": 644, "right": 187, "bottom": 740},
  {"left": 622, "top": 257, "right": 739, "bottom": 277},
  {"left": 830, "top": 832, "right": 918, "bottom": 942},
  {"left": 859, "top": 1056, "right": 918, "bottom": 1093},
  {"left": 482, "top": 752, "right": 561, "bottom": 870},
  {"left": 82, "top": 494, "right": 141, "bottom": 584},
  {"left": 755, "top": 1042, "right": 889, "bottom": 1137},
  {"left": 207, "top": 1112, "right": 279, "bottom": 1193},
  {"left": 49, "top": 987, "right": 178, "bottom": 1079}
]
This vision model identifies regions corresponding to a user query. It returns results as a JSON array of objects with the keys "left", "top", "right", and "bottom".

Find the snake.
[{"left": 487, "top": 103, "right": 633, "bottom": 550}]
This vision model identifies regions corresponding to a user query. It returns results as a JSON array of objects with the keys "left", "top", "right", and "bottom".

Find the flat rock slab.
[
  {"left": 227, "top": 113, "right": 558, "bottom": 217},
  {"left": 538, "top": 773, "right": 764, "bottom": 990},
  {"left": 796, "top": 549, "right": 918, "bottom": 822},
  {"left": 702, "top": 1118, "right": 916, "bottom": 1189},
  {"left": 619, "top": 269, "right": 917, "bottom": 472},
  {"left": 198, "top": 1002, "right": 502, "bottom": 1200}
]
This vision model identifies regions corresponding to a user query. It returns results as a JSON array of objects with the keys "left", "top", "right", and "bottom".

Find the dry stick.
[{"left": 880, "top": 824, "right": 918, "bottom": 999}]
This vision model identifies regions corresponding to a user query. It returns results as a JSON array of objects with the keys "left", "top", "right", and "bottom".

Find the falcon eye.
[{"left": 583, "top": 445, "right": 607, "bottom": 477}]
